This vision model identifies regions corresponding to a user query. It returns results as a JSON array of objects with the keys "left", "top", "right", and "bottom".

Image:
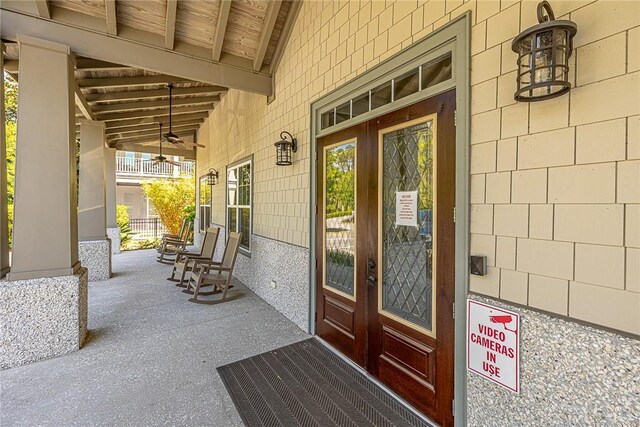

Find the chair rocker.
[
  {"left": 184, "top": 232, "right": 243, "bottom": 305},
  {"left": 157, "top": 220, "right": 192, "bottom": 264},
  {"left": 168, "top": 227, "right": 220, "bottom": 288}
]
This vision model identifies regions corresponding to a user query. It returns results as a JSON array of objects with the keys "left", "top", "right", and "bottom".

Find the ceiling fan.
[
  {"left": 150, "top": 123, "right": 181, "bottom": 167},
  {"left": 165, "top": 83, "right": 205, "bottom": 149}
]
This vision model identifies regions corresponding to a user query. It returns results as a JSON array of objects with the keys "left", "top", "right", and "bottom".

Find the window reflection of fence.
[{"left": 128, "top": 218, "right": 168, "bottom": 240}]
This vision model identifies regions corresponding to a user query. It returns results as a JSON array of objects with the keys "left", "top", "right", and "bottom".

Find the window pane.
[
  {"left": 421, "top": 53, "right": 452, "bottom": 89},
  {"left": 321, "top": 110, "right": 335, "bottom": 129},
  {"left": 394, "top": 68, "right": 420, "bottom": 100},
  {"left": 351, "top": 92, "right": 369, "bottom": 117},
  {"left": 228, "top": 208, "right": 237, "bottom": 233},
  {"left": 227, "top": 169, "right": 237, "bottom": 206},
  {"left": 238, "top": 164, "right": 251, "bottom": 206},
  {"left": 239, "top": 208, "right": 250, "bottom": 249},
  {"left": 371, "top": 81, "right": 392, "bottom": 110},
  {"left": 335, "top": 101, "right": 351, "bottom": 124}
]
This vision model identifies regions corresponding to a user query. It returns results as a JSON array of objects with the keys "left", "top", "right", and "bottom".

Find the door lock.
[{"left": 367, "top": 275, "right": 376, "bottom": 287}]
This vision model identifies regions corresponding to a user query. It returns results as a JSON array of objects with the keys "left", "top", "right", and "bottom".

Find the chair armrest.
[
  {"left": 200, "top": 264, "right": 232, "bottom": 273},
  {"left": 192, "top": 260, "right": 222, "bottom": 266}
]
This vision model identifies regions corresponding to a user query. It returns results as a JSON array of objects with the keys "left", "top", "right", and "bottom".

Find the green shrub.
[
  {"left": 326, "top": 249, "right": 354, "bottom": 267},
  {"left": 326, "top": 210, "right": 353, "bottom": 219},
  {"left": 116, "top": 205, "right": 133, "bottom": 247}
]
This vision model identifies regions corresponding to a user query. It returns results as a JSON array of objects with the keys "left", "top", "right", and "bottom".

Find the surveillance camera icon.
[{"left": 489, "top": 315, "right": 517, "bottom": 333}]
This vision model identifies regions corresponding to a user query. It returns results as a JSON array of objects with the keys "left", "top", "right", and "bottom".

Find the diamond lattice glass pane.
[
  {"left": 324, "top": 142, "right": 356, "bottom": 297},
  {"left": 381, "top": 121, "right": 434, "bottom": 331}
]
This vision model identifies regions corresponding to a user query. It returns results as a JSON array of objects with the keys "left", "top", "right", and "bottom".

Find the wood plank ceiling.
[{"left": 1, "top": 0, "right": 302, "bottom": 155}]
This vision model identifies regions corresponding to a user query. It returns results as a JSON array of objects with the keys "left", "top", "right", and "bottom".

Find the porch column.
[
  {"left": 105, "top": 147, "right": 120, "bottom": 254},
  {"left": 0, "top": 44, "right": 9, "bottom": 278},
  {"left": 78, "top": 120, "right": 112, "bottom": 280},
  {"left": 2, "top": 35, "right": 87, "bottom": 369}
]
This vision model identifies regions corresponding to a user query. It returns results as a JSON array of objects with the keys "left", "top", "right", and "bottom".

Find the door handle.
[{"left": 367, "top": 275, "right": 376, "bottom": 287}]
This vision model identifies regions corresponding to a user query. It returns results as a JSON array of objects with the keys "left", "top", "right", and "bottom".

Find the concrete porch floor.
[{"left": 0, "top": 249, "right": 310, "bottom": 426}]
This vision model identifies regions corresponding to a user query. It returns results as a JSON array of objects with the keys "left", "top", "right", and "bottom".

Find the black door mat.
[{"left": 217, "top": 338, "right": 433, "bottom": 427}]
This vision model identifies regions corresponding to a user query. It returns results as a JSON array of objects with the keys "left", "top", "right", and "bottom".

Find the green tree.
[
  {"left": 5, "top": 74, "right": 18, "bottom": 246},
  {"left": 325, "top": 143, "right": 355, "bottom": 215},
  {"left": 141, "top": 178, "right": 195, "bottom": 236}
]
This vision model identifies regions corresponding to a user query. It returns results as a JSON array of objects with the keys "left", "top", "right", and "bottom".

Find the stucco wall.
[{"left": 197, "top": 0, "right": 639, "bottom": 337}]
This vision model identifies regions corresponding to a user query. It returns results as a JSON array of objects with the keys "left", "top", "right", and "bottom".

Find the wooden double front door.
[{"left": 316, "top": 90, "right": 456, "bottom": 426}]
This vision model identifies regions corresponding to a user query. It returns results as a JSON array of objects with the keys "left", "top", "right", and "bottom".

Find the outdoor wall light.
[
  {"left": 274, "top": 131, "right": 298, "bottom": 166},
  {"left": 206, "top": 168, "right": 219, "bottom": 186},
  {"left": 512, "top": 1, "right": 577, "bottom": 102}
]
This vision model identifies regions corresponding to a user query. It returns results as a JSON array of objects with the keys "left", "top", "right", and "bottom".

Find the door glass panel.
[
  {"left": 380, "top": 119, "right": 435, "bottom": 333},
  {"left": 323, "top": 141, "right": 356, "bottom": 298}
]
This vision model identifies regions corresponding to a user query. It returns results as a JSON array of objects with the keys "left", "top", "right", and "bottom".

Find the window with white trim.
[
  {"left": 226, "top": 158, "right": 252, "bottom": 252},
  {"left": 199, "top": 175, "right": 211, "bottom": 232}
]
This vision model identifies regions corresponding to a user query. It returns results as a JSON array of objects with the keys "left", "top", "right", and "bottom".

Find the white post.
[
  {"left": 78, "top": 120, "right": 112, "bottom": 280},
  {"left": 2, "top": 35, "right": 87, "bottom": 369},
  {"left": 105, "top": 147, "right": 121, "bottom": 253}
]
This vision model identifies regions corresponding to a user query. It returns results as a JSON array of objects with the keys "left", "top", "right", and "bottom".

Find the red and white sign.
[{"left": 467, "top": 299, "right": 520, "bottom": 393}]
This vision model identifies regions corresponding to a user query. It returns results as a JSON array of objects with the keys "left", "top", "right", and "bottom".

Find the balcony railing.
[
  {"left": 116, "top": 157, "right": 195, "bottom": 177},
  {"left": 128, "top": 218, "right": 169, "bottom": 240}
]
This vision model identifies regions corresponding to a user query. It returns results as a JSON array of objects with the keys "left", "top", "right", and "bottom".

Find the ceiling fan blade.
[
  {"left": 166, "top": 160, "right": 182, "bottom": 167},
  {"left": 179, "top": 140, "right": 206, "bottom": 148}
]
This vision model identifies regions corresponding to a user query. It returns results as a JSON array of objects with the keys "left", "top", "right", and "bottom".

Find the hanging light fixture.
[
  {"left": 511, "top": 1, "right": 577, "bottom": 102},
  {"left": 274, "top": 131, "right": 298, "bottom": 166},
  {"left": 206, "top": 168, "right": 219, "bottom": 186}
]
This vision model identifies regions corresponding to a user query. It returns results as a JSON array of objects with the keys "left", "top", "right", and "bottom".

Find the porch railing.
[
  {"left": 128, "top": 218, "right": 169, "bottom": 240},
  {"left": 116, "top": 157, "right": 195, "bottom": 177}
]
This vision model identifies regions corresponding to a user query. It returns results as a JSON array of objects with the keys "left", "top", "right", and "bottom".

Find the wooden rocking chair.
[
  {"left": 157, "top": 220, "right": 192, "bottom": 263},
  {"left": 184, "top": 232, "right": 243, "bottom": 305},
  {"left": 168, "top": 226, "right": 220, "bottom": 288},
  {"left": 159, "top": 218, "right": 187, "bottom": 244}
]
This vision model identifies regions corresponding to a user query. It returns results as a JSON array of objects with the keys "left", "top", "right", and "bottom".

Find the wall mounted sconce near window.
[
  {"left": 274, "top": 131, "right": 298, "bottom": 166},
  {"left": 512, "top": 1, "right": 577, "bottom": 102},
  {"left": 206, "top": 168, "right": 219, "bottom": 186}
]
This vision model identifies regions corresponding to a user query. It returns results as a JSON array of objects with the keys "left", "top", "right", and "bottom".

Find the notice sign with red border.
[{"left": 467, "top": 299, "right": 520, "bottom": 393}]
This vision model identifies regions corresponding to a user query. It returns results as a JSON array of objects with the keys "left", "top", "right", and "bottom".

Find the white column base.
[
  {"left": 78, "top": 239, "right": 112, "bottom": 281},
  {"left": 0, "top": 268, "right": 88, "bottom": 370},
  {"left": 107, "top": 227, "right": 121, "bottom": 254}
]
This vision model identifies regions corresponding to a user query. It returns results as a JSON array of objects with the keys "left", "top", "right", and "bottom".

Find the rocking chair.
[
  {"left": 168, "top": 226, "right": 220, "bottom": 288},
  {"left": 157, "top": 220, "right": 192, "bottom": 263},
  {"left": 184, "top": 232, "right": 243, "bottom": 305}
]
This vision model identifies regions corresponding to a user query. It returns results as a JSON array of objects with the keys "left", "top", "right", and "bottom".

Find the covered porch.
[{"left": 0, "top": 248, "right": 309, "bottom": 426}]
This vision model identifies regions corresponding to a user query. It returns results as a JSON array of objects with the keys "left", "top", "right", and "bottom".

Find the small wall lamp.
[
  {"left": 206, "top": 168, "right": 219, "bottom": 186},
  {"left": 274, "top": 131, "right": 298, "bottom": 166},
  {"left": 512, "top": 1, "right": 577, "bottom": 102}
]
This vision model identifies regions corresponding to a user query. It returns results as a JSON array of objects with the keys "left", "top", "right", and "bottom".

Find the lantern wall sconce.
[
  {"left": 274, "top": 131, "right": 298, "bottom": 166},
  {"left": 206, "top": 168, "right": 219, "bottom": 186},
  {"left": 512, "top": 1, "right": 577, "bottom": 102}
]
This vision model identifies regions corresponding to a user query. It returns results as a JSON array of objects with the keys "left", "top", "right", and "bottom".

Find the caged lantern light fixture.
[
  {"left": 512, "top": 1, "right": 577, "bottom": 102},
  {"left": 206, "top": 168, "right": 219, "bottom": 186},
  {"left": 274, "top": 131, "right": 298, "bottom": 166}
]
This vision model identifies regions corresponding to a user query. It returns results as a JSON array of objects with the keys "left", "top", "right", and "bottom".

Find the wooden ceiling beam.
[
  {"left": 78, "top": 75, "right": 191, "bottom": 89},
  {"left": 75, "top": 58, "right": 131, "bottom": 71},
  {"left": 98, "top": 112, "right": 209, "bottom": 129},
  {"left": 92, "top": 95, "right": 219, "bottom": 113},
  {"left": 112, "top": 131, "right": 195, "bottom": 145},
  {"left": 107, "top": 124, "right": 200, "bottom": 139},
  {"left": 86, "top": 86, "right": 227, "bottom": 103},
  {"left": 105, "top": 121, "right": 203, "bottom": 135},
  {"left": 253, "top": 0, "right": 282, "bottom": 71},
  {"left": 0, "top": 9, "right": 273, "bottom": 95},
  {"left": 96, "top": 104, "right": 214, "bottom": 121},
  {"left": 212, "top": 0, "right": 231, "bottom": 62},
  {"left": 164, "top": 0, "right": 178, "bottom": 50},
  {"left": 269, "top": 0, "right": 302, "bottom": 74},
  {"left": 105, "top": 0, "right": 117, "bottom": 36},
  {"left": 34, "top": 0, "right": 50, "bottom": 19},
  {"left": 113, "top": 142, "right": 196, "bottom": 159},
  {"left": 74, "top": 82, "right": 95, "bottom": 120}
]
